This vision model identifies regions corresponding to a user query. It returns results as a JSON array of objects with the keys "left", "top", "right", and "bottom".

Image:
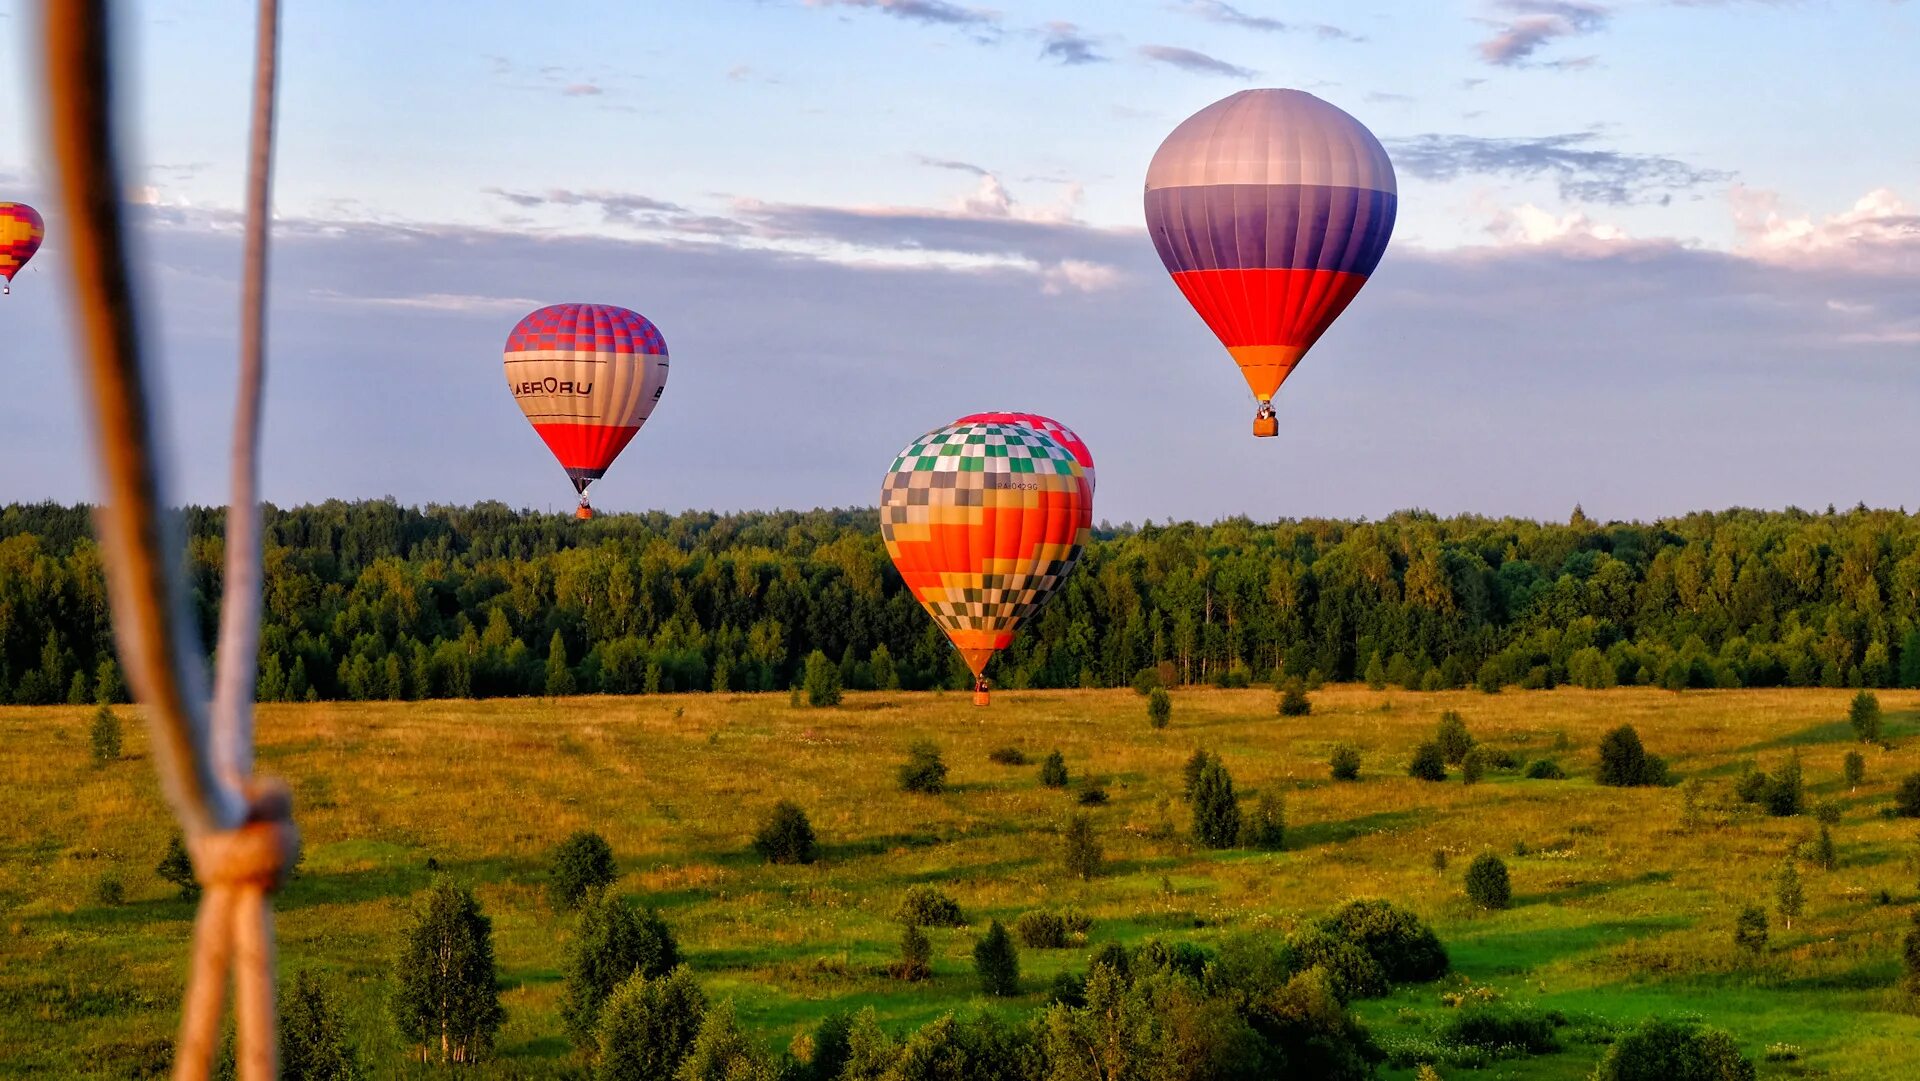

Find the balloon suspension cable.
[{"left": 40, "top": 2, "right": 295, "bottom": 1079}]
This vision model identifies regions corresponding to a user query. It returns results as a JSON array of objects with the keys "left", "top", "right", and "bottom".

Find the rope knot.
[{"left": 189, "top": 778, "right": 300, "bottom": 892}]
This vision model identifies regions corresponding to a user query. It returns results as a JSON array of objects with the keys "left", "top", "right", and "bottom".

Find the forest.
[{"left": 2, "top": 499, "right": 1919, "bottom": 706}]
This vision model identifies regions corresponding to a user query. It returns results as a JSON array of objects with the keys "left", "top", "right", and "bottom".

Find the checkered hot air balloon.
[
  {"left": 1144, "top": 90, "right": 1397, "bottom": 437},
  {"left": 880, "top": 420, "right": 1093, "bottom": 706},
  {"left": 503, "top": 303, "right": 668, "bottom": 519},
  {"left": 0, "top": 203, "right": 46, "bottom": 296}
]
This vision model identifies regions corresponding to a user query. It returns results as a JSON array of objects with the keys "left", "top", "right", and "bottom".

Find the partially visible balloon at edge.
[{"left": 0, "top": 202, "right": 46, "bottom": 296}]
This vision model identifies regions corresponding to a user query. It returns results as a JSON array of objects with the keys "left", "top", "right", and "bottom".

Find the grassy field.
[{"left": 4, "top": 685, "right": 1919, "bottom": 1078}]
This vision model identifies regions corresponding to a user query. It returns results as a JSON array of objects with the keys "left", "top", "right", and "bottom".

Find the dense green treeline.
[{"left": 3, "top": 499, "right": 1920, "bottom": 705}]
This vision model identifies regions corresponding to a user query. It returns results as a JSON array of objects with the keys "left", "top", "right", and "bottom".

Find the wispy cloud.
[
  {"left": 1039, "top": 21, "right": 1106, "bottom": 64},
  {"left": 804, "top": 0, "right": 999, "bottom": 30},
  {"left": 1476, "top": 0, "right": 1609, "bottom": 67},
  {"left": 1173, "top": 0, "right": 1361, "bottom": 42},
  {"left": 1389, "top": 132, "right": 1726, "bottom": 204},
  {"left": 1137, "top": 44, "right": 1255, "bottom": 78}
]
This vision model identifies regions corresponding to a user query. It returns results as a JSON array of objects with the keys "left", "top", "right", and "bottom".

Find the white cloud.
[
  {"left": 1732, "top": 185, "right": 1920, "bottom": 268},
  {"left": 1484, "top": 202, "right": 1630, "bottom": 247},
  {"left": 1040, "top": 259, "right": 1122, "bottom": 294}
]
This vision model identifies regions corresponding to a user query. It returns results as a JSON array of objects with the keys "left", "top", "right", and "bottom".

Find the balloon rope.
[{"left": 39, "top": 3, "right": 295, "bottom": 1079}]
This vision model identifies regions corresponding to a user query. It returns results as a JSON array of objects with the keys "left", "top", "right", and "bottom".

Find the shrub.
[
  {"left": 1850, "top": 690, "right": 1883, "bottom": 743},
  {"left": 1480, "top": 747, "right": 1520, "bottom": 770},
  {"left": 90, "top": 872, "right": 124, "bottom": 907},
  {"left": 897, "top": 885, "right": 965, "bottom": 927},
  {"left": 1147, "top": 687, "right": 1171, "bottom": 729},
  {"left": 1330, "top": 745, "right": 1361, "bottom": 781},
  {"left": 1241, "top": 790, "right": 1285, "bottom": 851},
  {"left": 1524, "top": 759, "right": 1566, "bottom": 780},
  {"left": 1408, "top": 741, "right": 1448, "bottom": 782},
  {"left": 1131, "top": 667, "right": 1163, "bottom": 696},
  {"left": 1190, "top": 758, "right": 1241, "bottom": 849},
  {"left": 1813, "top": 799, "right": 1842, "bottom": 825},
  {"left": 676, "top": 1001, "right": 773, "bottom": 1081},
  {"left": 561, "top": 894, "right": 681, "bottom": 1047},
  {"left": 1465, "top": 854, "right": 1512, "bottom": 910},
  {"left": 157, "top": 834, "right": 198, "bottom": 900},
  {"left": 1733, "top": 905, "right": 1769, "bottom": 954},
  {"left": 752, "top": 801, "right": 818, "bottom": 865},
  {"left": 1436, "top": 1004, "right": 1560, "bottom": 1056},
  {"left": 279, "top": 969, "right": 360, "bottom": 1081},
  {"left": 1745, "top": 755, "right": 1804, "bottom": 817},
  {"left": 803, "top": 649, "right": 842, "bottom": 707},
  {"left": 1460, "top": 748, "right": 1486, "bottom": 786},
  {"left": 890, "top": 924, "right": 933, "bottom": 981},
  {"left": 972, "top": 920, "right": 1020, "bottom": 996},
  {"left": 89, "top": 705, "right": 122, "bottom": 765},
  {"left": 1013, "top": 911, "right": 1068, "bottom": 949},
  {"left": 1284, "top": 928, "right": 1387, "bottom": 1000},
  {"left": 393, "top": 879, "right": 506, "bottom": 1065},
  {"left": 1076, "top": 781, "right": 1110, "bottom": 806},
  {"left": 1039, "top": 749, "right": 1069, "bottom": 788},
  {"left": 592, "top": 969, "right": 709, "bottom": 1081},
  {"left": 1278, "top": 679, "right": 1312, "bottom": 717},
  {"left": 1843, "top": 751, "right": 1865, "bottom": 789},
  {"left": 1594, "top": 1018, "right": 1756, "bottom": 1081},
  {"left": 1436, "top": 712, "right": 1473, "bottom": 764},
  {"left": 549, "top": 830, "right": 618, "bottom": 910},
  {"left": 898, "top": 740, "right": 948, "bottom": 794},
  {"left": 1597, "top": 725, "right": 1668, "bottom": 787},
  {"left": 1896, "top": 773, "right": 1920, "bottom": 817},
  {"left": 1062, "top": 813, "right": 1102, "bottom": 880},
  {"left": 1315, "top": 899, "right": 1449, "bottom": 984},
  {"left": 988, "top": 746, "right": 1028, "bottom": 766},
  {"left": 1476, "top": 661, "right": 1502, "bottom": 694}
]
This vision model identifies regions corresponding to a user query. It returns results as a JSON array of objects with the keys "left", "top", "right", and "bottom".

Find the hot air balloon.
[
  {"left": 1144, "top": 90, "right": 1396, "bottom": 437},
  {"left": 0, "top": 202, "right": 46, "bottom": 296},
  {"left": 503, "top": 303, "right": 668, "bottom": 519},
  {"left": 953, "top": 412, "right": 1095, "bottom": 494},
  {"left": 880, "top": 420, "right": 1093, "bottom": 706}
]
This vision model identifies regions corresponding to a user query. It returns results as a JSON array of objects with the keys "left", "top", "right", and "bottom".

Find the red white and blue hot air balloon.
[
  {"left": 503, "top": 303, "right": 669, "bottom": 519},
  {"left": 1144, "top": 90, "right": 1396, "bottom": 437}
]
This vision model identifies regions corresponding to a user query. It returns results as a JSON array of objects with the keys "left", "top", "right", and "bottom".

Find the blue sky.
[{"left": 1, "top": 1, "right": 1917, "bottom": 523}]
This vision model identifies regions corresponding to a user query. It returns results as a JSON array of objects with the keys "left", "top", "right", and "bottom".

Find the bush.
[
  {"left": 593, "top": 968, "right": 707, "bottom": 1081},
  {"left": 1460, "top": 748, "right": 1486, "bottom": 786},
  {"left": 1476, "top": 661, "right": 1503, "bottom": 694},
  {"left": 561, "top": 894, "right": 681, "bottom": 1047},
  {"left": 1594, "top": 1017, "right": 1756, "bottom": 1081},
  {"left": 1278, "top": 679, "right": 1312, "bottom": 717},
  {"left": 1013, "top": 911, "right": 1069, "bottom": 949},
  {"left": 1597, "top": 725, "right": 1667, "bottom": 787},
  {"left": 1733, "top": 905, "right": 1769, "bottom": 954},
  {"left": 1850, "top": 690, "right": 1883, "bottom": 742},
  {"left": 1524, "top": 759, "right": 1566, "bottom": 780},
  {"left": 988, "top": 746, "right": 1028, "bottom": 766},
  {"left": 1240, "top": 790, "right": 1285, "bottom": 851},
  {"left": 752, "top": 800, "right": 818, "bottom": 865},
  {"left": 157, "top": 834, "right": 198, "bottom": 900},
  {"left": 676, "top": 1000, "right": 773, "bottom": 1081},
  {"left": 1465, "top": 853, "right": 1511, "bottom": 910},
  {"left": 1131, "top": 667, "right": 1163, "bottom": 696},
  {"left": 549, "top": 830, "right": 618, "bottom": 910},
  {"left": 1190, "top": 758, "right": 1241, "bottom": 849},
  {"left": 1284, "top": 927, "right": 1387, "bottom": 1000},
  {"left": 1843, "top": 751, "right": 1865, "bottom": 789},
  {"left": 1062, "top": 813, "right": 1103, "bottom": 880},
  {"left": 1436, "top": 712, "right": 1473, "bottom": 764},
  {"left": 1735, "top": 755, "right": 1804, "bottom": 817},
  {"left": 890, "top": 924, "right": 933, "bottom": 981},
  {"left": 1315, "top": 899, "right": 1449, "bottom": 984},
  {"left": 803, "top": 649, "right": 842, "bottom": 707},
  {"left": 1147, "top": 687, "right": 1171, "bottom": 728},
  {"left": 897, "top": 885, "right": 965, "bottom": 927},
  {"left": 1813, "top": 799, "right": 1842, "bottom": 826},
  {"left": 1408, "top": 741, "right": 1448, "bottom": 782},
  {"left": 972, "top": 920, "right": 1020, "bottom": 996},
  {"left": 1436, "top": 1004, "right": 1560, "bottom": 1056},
  {"left": 1076, "top": 782, "right": 1109, "bottom": 806},
  {"left": 89, "top": 705, "right": 122, "bottom": 765},
  {"left": 1480, "top": 747, "right": 1520, "bottom": 770},
  {"left": 1329, "top": 745, "right": 1361, "bottom": 781},
  {"left": 393, "top": 879, "right": 506, "bottom": 1065},
  {"left": 898, "top": 740, "right": 948, "bottom": 794},
  {"left": 279, "top": 969, "right": 360, "bottom": 1081},
  {"left": 1896, "top": 773, "right": 1920, "bottom": 817},
  {"left": 1039, "top": 749, "right": 1069, "bottom": 788}
]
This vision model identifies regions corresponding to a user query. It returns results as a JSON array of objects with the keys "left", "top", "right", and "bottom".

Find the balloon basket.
[
  {"left": 1252, "top": 415, "right": 1278, "bottom": 438},
  {"left": 575, "top": 504, "right": 594, "bottom": 521},
  {"left": 972, "top": 689, "right": 991, "bottom": 707}
]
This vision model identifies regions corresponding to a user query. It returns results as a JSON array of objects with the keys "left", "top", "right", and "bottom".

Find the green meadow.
[{"left": 4, "top": 685, "right": 1919, "bottom": 1078}]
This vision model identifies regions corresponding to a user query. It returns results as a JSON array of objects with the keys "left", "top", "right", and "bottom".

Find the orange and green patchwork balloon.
[{"left": 879, "top": 420, "right": 1093, "bottom": 704}]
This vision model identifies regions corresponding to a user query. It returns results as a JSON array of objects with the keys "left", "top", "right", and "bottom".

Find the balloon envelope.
[
  {"left": 503, "top": 303, "right": 669, "bottom": 495},
  {"left": 0, "top": 203, "right": 45, "bottom": 293},
  {"left": 1144, "top": 89, "right": 1396, "bottom": 410},
  {"left": 880, "top": 420, "right": 1092, "bottom": 680},
  {"left": 952, "top": 411, "right": 1095, "bottom": 494}
]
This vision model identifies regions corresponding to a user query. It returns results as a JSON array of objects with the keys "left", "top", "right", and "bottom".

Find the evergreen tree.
[
  {"left": 392, "top": 879, "right": 506, "bottom": 1064},
  {"left": 550, "top": 830, "right": 619, "bottom": 910},
  {"left": 278, "top": 969, "right": 361, "bottom": 1081},
  {"left": 1039, "top": 748, "right": 1069, "bottom": 788},
  {"left": 1850, "top": 690, "right": 1883, "bottom": 743},
  {"left": 1407, "top": 741, "right": 1448, "bottom": 782},
  {"left": 675, "top": 1000, "right": 774, "bottom": 1081},
  {"left": 1436, "top": 711, "right": 1474, "bottom": 764},
  {"left": 752, "top": 801, "right": 819, "bottom": 865},
  {"left": 1190, "top": 758, "right": 1241, "bottom": 849},
  {"left": 1843, "top": 750, "right": 1866, "bottom": 790},
  {"left": 1241, "top": 790, "right": 1285, "bottom": 850},
  {"left": 1465, "top": 853, "right": 1511, "bottom": 910},
  {"left": 1277, "top": 679, "right": 1311, "bottom": 717},
  {"left": 1733, "top": 905, "right": 1769, "bottom": 955},
  {"left": 545, "top": 631, "right": 577, "bottom": 696},
  {"left": 1182, "top": 747, "right": 1213, "bottom": 800},
  {"left": 1146, "top": 687, "right": 1171, "bottom": 728},
  {"left": 803, "top": 649, "right": 842, "bottom": 707},
  {"left": 89, "top": 705, "right": 122, "bottom": 765},
  {"left": 897, "top": 741, "right": 948, "bottom": 794},
  {"left": 1363, "top": 652, "right": 1387, "bottom": 690},
  {"left": 972, "top": 920, "right": 1020, "bottom": 996},
  {"left": 890, "top": 924, "right": 932, "bottom": 981},
  {"left": 157, "top": 834, "right": 199, "bottom": 900},
  {"left": 561, "top": 894, "right": 681, "bottom": 1047},
  {"left": 869, "top": 644, "right": 899, "bottom": 690},
  {"left": 1329, "top": 745, "right": 1361, "bottom": 781},
  {"left": 593, "top": 967, "right": 707, "bottom": 1081}
]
